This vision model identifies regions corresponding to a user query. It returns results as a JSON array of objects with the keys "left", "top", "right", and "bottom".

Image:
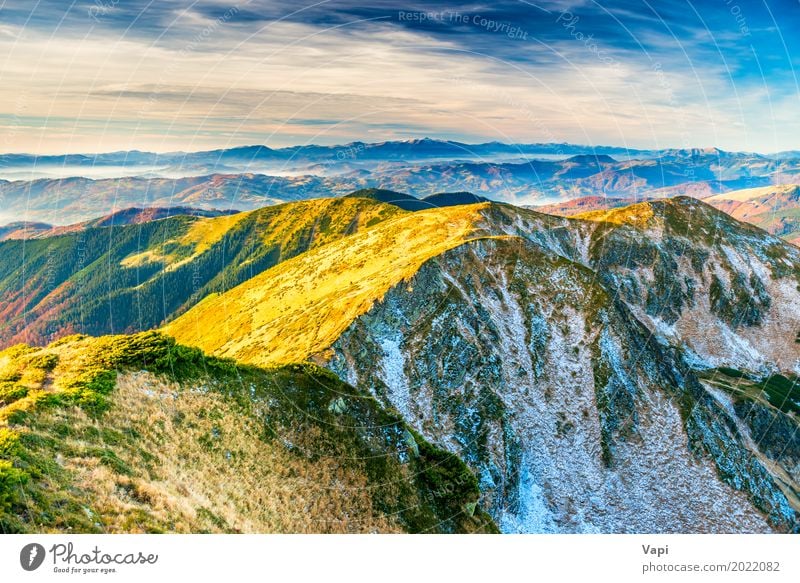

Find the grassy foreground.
[{"left": 0, "top": 332, "right": 496, "bottom": 533}]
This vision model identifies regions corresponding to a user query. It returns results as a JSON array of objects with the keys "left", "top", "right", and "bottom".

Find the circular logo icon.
[{"left": 20, "top": 543, "right": 46, "bottom": 571}]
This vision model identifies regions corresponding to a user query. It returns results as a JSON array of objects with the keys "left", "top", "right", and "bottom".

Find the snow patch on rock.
[
  {"left": 378, "top": 335, "right": 412, "bottom": 419},
  {"left": 498, "top": 454, "right": 557, "bottom": 533}
]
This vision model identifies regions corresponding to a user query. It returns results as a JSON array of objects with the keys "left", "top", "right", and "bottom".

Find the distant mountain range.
[
  {"left": 0, "top": 139, "right": 658, "bottom": 171},
  {"left": 2, "top": 139, "right": 795, "bottom": 183},
  {"left": 371, "top": 150, "right": 798, "bottom": 204},
  {"left": 3, "top": 145, "right": 800, "bottom": 225},
  {"left": 7, "top": 140, "right": 794, "bottom": 171}
]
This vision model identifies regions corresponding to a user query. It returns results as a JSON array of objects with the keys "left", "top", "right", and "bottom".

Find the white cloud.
[{"left": 0, "top": 16, "right": 794, "bottom": 153}]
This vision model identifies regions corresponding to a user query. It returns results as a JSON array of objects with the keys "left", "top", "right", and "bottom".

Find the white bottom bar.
[{"left": 1, "top": 534, "right": 797, "bottom": 582}]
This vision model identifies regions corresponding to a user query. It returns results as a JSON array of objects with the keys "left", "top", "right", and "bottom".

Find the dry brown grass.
[
  {"left": 34, "top": 371, "right": 403, "bottom": 533},
  {"left": 2, "top": 335, "right": 494, "bottom": 534}
]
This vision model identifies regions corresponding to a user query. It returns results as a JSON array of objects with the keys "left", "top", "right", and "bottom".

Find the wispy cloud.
[{"left": 0, "top": 0, "right": 797, "bottom": 153}]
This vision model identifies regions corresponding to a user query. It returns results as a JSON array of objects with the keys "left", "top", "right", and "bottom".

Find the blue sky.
[{"left": 0, "top": 0, "right": 797, "bottom": 153}]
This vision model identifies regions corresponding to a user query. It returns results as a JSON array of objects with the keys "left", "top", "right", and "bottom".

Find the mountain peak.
[
  {"left": 659, "top": 146, "right": 734, "bottom": 159},
  {"left": 423, "top": 191, "right": 490, "bottom": 207},
  {"left": 403, "top": 137, "right": 440, "bottom": 144},
  {"left": 576, "top": 195, "right": 724, "bottom": 226},
  {"left": 344, "top": 188, "right": 422, "bottom": 210}
]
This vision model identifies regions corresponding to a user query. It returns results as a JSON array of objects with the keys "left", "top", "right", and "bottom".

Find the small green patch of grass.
[
  {"left": 700, "top": 368, "right": 800, "bottom": 416},
  {"left": 755, "top": 374, "right": 800, "bottom": 416}
]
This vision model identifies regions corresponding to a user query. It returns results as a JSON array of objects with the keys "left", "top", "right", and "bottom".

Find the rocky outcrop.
[
  {"left": 322, "top": 200, "right": 800, "bottom": 532},
  {"left": 580, "top": 198, "right": 800, "bottom": 374}
]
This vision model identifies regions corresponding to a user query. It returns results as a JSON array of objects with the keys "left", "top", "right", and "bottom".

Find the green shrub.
[
  {"left": 0, "top": 429, "right": 21, "bottom": 458},
  {"left": 0, "top": 460, "right": 28, "bottom": 512},
  {"left": 25, "top": 353, "right": 59, "bottom": 371},
  {"left": 0, "top": 371, "right": 21, "bottom": 383},
  {"left": 0, "top": 382, "right": 28, "bottom": 406}
]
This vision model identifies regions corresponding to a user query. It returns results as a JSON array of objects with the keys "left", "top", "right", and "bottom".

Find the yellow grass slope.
[
  {"left": 120, "top": 211, "right": 252, "bottom": 269},
  {"left": 164, "top": 204, "right": 494, "bottom": 366},
  {"left": 574, "top": 200, "right": 657, "bottom": 226},
  {"left": 120, "top": 197, "right": 404, "bottom": 272}
]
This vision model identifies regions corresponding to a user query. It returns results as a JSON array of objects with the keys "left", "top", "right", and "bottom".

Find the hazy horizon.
[{"left": 0, "top": 137, "right": 796, "bottom": 158}]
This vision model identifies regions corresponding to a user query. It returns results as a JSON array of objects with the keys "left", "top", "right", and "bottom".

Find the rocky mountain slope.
[
  {"left": 0, "top": 332, "right": 494, "bottom": 533},
  {"left": 0, "top": 197, "right": 402, "bottom": 348},
  {"left": 576, "top": 199, "right": 800, "bottom": 373},
  {"left": 166, "top": 197, "right": 800, "bottom": 533}
]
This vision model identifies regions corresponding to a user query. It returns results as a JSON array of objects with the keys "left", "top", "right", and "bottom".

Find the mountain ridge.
[
  {"left": 1, "top": 193, "right": 798, "bottom": 533},
  {"left": 0, "top": 197, "right": 404, "bottom": 348},
  {"left": 164, "top": 195, "right": 800, "bottom": 532}
]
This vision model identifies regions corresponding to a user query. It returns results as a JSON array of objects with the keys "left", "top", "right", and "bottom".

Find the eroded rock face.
[
  {"left": 579, "top": 198, "right": 800, "bottom": 375},
  {"left": 453, "top": 200, "right": 800, "bottom": 380},
  {"left": 325, "top": 234, "right": 798, "bottom": 533}
]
